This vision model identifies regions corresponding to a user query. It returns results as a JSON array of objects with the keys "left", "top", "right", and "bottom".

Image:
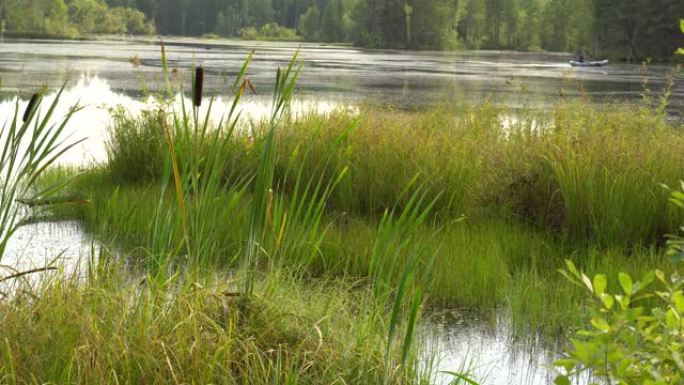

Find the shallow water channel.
[{"left": 2, "top": 37, "right": 679, "bottom": 384}]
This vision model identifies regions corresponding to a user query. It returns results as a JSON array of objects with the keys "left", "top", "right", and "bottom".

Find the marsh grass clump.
[
  {"left": 0, "top": 263, "right": 425, "bottom": 385},
  {"left": 61, "top": 92, "right": 681, "bottom": 337},
  {"left": 267, "top": 101, "right": 684, "bottom": 247},
  {"left": 105, "top": 100, "right": 684, "bottom": 249},
  {"left": 106, "top": 108, "right": 168, "bottom": 184},
  {"left": 519, "top": 102, "right": 684, "bottom": 247}
]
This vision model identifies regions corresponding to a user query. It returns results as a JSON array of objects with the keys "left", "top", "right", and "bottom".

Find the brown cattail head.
[
  {"left": 22, "top": 93, "right": 39, "bottom": 123},
  {"left": 193, "top": 67, "right": 204, "bottom": 107}
]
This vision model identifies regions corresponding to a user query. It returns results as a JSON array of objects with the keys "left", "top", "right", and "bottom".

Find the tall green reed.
[
  {"left": 259, "top": 117, "right": 355, "bottom": 274},
  {"left": 366, "top": 178, "right": 442, "bottom": 382},
  {"left": 242, "top": 51, "right": 301, "bottom": 295},
  {"left": 0, "top": 85, "right": 83, "bottom": 260},
  {"left": 130, "top": 46, "right": 308, "bottom": 291},
  {"left": 144, "top": 52, "right": 258, "bottom": 280}
]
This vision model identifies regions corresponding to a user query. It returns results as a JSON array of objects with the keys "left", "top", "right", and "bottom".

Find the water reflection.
[
  {"left": 0, "top": 220, "right": 96, "bottom": 296},
  {"left": 1, "top": 38, "right": 681, "bottom": 112},
  {"left": 425, "top": 310, "right": 562, "bottom": 385},
  {"left": 0, "top": 76, "right": 342, "bottom": 164}
]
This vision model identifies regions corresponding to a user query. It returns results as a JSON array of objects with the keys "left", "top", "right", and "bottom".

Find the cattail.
[
  {"left": 22, "top": 93, "right": 39, "bottom": 123},
  {"left": 193, "top": 67, "right": 204, "bottom": 108}
]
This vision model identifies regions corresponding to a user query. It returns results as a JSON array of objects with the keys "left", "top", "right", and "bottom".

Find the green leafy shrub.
[
  {"left": 555, "top": 260, "right": 683, "bottom": 384},
  {"left": 555, "top": 182, "right": 684, "bottom": 384}
]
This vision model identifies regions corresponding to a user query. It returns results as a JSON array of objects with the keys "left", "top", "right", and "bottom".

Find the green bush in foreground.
[
  {"left": 555, "top": 184, "right": 684, "bottom": 384},
  {"left": 554, "top": 261, "right": 683, "bottom": 385}
]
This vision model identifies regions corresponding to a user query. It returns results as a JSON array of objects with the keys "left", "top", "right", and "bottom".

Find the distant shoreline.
[
  {"left": 0, "top": 32, "right": 573, "bottom": 57},
  {"left": 2, "top": 32, "right": 680, "bottom": 64}
]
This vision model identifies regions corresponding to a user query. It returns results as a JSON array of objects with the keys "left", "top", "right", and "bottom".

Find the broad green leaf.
[
  {"left": 554, "top": 376, "right": 571, "bottom": 385},
  {"left": 666, "top": 309, "right": 678, "bottom": 329},
  {"left": 638, "top": 271, "right": 655, "bottom": 293},
  {"left": 616, "top": 295, "right": 630, "bottom": 310},
  {"left": 566, "top": 260, "right": 580, "bottom": 277},
  {"left": 555, "top": 358, "right": 576, "bottom": 372},
  {"left": 670, "top": 196, "right": 684, "bottom": 208},
  {"left": 593, "top": 274, "right": 607, "bottom": 295},
  {"left": 619, "top": 273, "right": 633, "bottom": 295},
  {"left": 672, "top": 191, "right": 684, "bottom": 201},
  {"left": 599, "top": 293, "right": 614, "bottom": 309},
  {"left": 591, "top": 317, "right": 610, "bottom": 332},
  {"left": 673, "top": 291, "right": 684, "bottom": 314},
  {"left": 559, "top": 269, "right": 581, "bottom": 287}
]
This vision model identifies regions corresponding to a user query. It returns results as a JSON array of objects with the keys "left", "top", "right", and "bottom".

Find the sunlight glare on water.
[
  {"left": 423, "top": 311, "right": 572, "bottom": 385},
  {"left": 0, "top": 220, "right": 96, "bottom": 295},
  {"left": 0, "top": 75, "right": 344, "bottom": 164}
]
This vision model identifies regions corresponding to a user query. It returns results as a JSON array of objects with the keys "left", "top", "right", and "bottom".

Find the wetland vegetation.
[
  {"left": 0, "top": 10, "right": 683, "bottom": 381},
  {"left": 0, "top": 45, "right": 682, "bottom": 383}
]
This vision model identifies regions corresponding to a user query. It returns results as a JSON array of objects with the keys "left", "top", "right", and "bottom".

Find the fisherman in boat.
[{"left": 569, "top": 50, "right": 608, "bottom": 67}]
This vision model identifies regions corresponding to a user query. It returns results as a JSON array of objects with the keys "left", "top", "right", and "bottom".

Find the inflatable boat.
[{"left": 569, "top": 59, "right": 609, "bottom": 67}]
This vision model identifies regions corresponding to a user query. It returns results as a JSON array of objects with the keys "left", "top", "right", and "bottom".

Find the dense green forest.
[
  {"left": 0, "top": 0, "right": 153, "bottom": 35},
  {"left": 0, "top": 0, "right": 682, "bottom": 60}
]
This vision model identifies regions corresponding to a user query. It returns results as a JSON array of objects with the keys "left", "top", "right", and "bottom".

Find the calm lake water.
[
  {"left": 1, "top": 37, "right": 682, "bottom": 110},
  {"left": 1, "top": 37, "right": 678, "bottom": 385}
]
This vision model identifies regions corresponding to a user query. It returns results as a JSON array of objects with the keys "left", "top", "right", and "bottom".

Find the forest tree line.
[
  {"left": 1, "top": 0, "right": 682, "bottom": 61},
  {"left": 0, "top": 0, "right": 153, "bottom": 35}
]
